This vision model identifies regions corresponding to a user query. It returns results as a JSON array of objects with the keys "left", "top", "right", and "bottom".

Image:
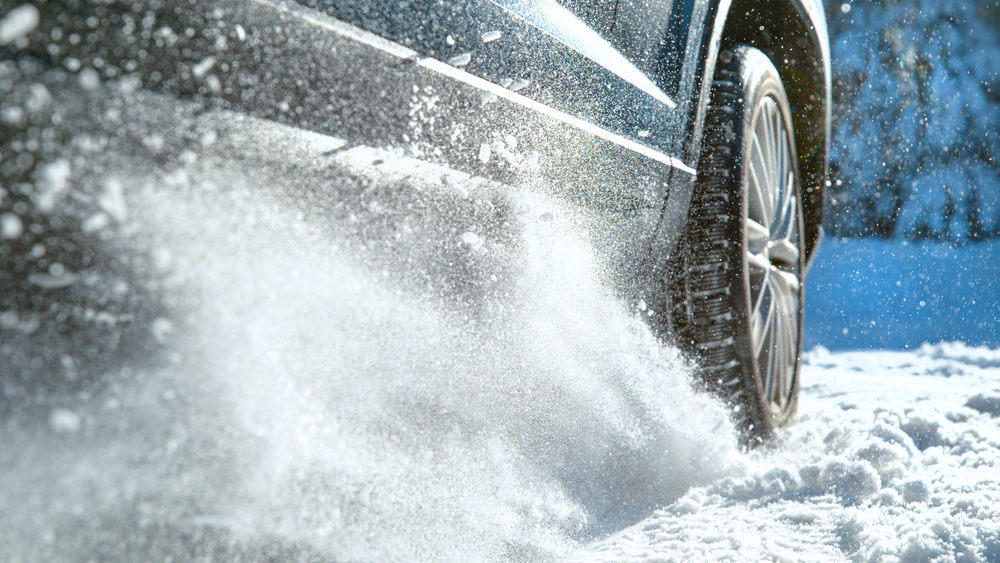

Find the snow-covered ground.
[
  {"left": 583, "top": 344, "right": 1000, "bottom": 562},
  {"left": 2, "top": 66, "right": 1000, "bottom": 563}
]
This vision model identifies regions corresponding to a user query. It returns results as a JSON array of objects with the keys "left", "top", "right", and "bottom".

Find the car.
[{"left": 2, "top": 0, "right": 829, "bottom": 442}]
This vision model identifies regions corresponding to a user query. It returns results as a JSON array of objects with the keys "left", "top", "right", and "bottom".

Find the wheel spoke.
[
  {"left": 768, "top": 240, "right": 799, "bottom": 268},
  {"left": 747, "top": 219, "right": 769, "bottom": 255},
  {"left": 766, "top": 105, "right": 779, "bottom": 219},
  {"left": 755, "top": 285, "right": 776, "bottom": 358},
  {"left": 776, "top": 170, "right": 796, "bottom": 240},
  {"left": 771, "top": 267, "right": 801, "bottom": 294},
  {"left": 751, "top": 134, "right": 773, "bottom": 223},
  {"left": 748, "top": 165, "right": 768, "bottom": 229}
]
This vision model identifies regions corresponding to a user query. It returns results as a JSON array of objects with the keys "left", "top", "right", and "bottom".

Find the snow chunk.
[
  {"left": 481, "top": 30, "right": 501, "bottom": 43},
  {"left": 965, "top": 392, "right": 1000, "bottom": 417},
  {"left": 510, "top": 78, "right": 530, "bottom": 91},
  {"left": 819, "top": 459, "right": 882, "bottom": 503},
  {"left": 0, "top": 212, "right": 23, "bottom": 239},
  {"left": 28, "top": 264, "right": 77, "bottom": 289},
  {"left": 49, "top": 408, "right": 82, "bottom": 434},
  {"left": 900, "top": 478, "right": 931, "bottom": 503},
  {"left": 447, "top": 53, "right": 472, "bottom": 67},
  {"left": 150, "top": 317, "right": 174, "bottom": 343},
  {"left": 442, "top": 175, "right": 468, "bottom": 199},
  {"left": 77, "top": 67, "right": 100, "bottom": 91},
  {"left": 460, "top": 231, "right": 482, "bottom": 250},
  {"left": 192, "top": 56, "right": 217, "bottom": 78},
  {"left": 0, "top": 4, "right": 39, "bottom": 46},
  {"left": 34, "top": 159, "right": 72, "bottom": 213},
  {"left": 98, "top": 178, "right": 127, "bottom": 222}
]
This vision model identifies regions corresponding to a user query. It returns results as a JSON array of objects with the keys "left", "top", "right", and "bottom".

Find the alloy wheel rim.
[{"left": 745, "top": 95, "right": 801, "bottom": 414}]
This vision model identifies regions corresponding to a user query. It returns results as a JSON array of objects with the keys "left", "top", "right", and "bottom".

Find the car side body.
[
  {"left": 2, "top": 0, "right": 829, "bottom": 438},
  {"left": 298, "top": 0, "right": 830, "bottom": 264}
]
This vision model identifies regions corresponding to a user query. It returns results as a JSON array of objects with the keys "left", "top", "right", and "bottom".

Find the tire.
[{"left": 672, "top": 46, "right": 805, "bottom": 444}]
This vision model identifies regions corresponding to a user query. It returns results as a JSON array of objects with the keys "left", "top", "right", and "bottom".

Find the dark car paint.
[
  {"left": 1, "top": 0, "right": 686, "bottom": 299},
  {"left": 303, "top": 0, "right": 829, "bottom": 263},
  {"left": 0, "top": 0, "right": 828, "bottom": 305}
]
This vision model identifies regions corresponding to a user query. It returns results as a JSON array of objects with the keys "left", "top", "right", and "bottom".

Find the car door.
[{"left": 300, "top": 0, "right": 686, "bottom": 158}]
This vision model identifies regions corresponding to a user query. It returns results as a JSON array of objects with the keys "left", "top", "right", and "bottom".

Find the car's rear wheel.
[{"left": 671, "top": 46, "right": 804, "bottom": 444}]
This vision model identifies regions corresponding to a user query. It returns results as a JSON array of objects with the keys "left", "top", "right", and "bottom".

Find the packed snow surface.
[
  {"left": 584, "top": 344, "right": 1000, "bottom": 562},
  {"left": 2, "top": 73, "right": 1000, "bottom": 563}
]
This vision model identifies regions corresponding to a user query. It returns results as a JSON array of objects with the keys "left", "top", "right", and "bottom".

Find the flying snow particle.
[
  {"left": 840, "top": 3, "right": 851, "bottom": 13},
  {"left": 150, "top": 318, "right": 174, "bottom": 343},
  {"left": 78, "top": 67, "right": 101, "bottom": 91},
  {"left": 1, "top": 105, "right": 25, "bottom": 126},
  {"left": 49, "top": 408, "right": 82, "bottom": 434},
  {"left": 461, "top": 231, "right": 484, "bottom": 250},
  {"left": 28, "top": 265, "right": 77, "bottom": 289},
  {"left": 81, "top": 212, "right": 111, "bottom": 233},
  {"left": 99, "top": 178, "right": 128, "bottom": 222},
  {"left": 200, "top": 130, "right": 219, "bottom": 147},
  {"left": 192, "top": 56, "right": 217, "bottom": 78},
  {"left": 448, "top": 53, "right": 472, "bottom": 67},
  {"left": 0, "top": 310, "right": 17, "bottom": 330},
  {"left": 443, "top": 176, "right": 469, "bottom": 199},
  {"left": 205, "top": 75, "right": 222, "bottom": 93},
  {"left": 35, "top": 159, "right": 72, "bottom": 213},
  {"left": 0, "top": 4, "right": 40, "bottom": 46},
  {"left": 143, "top": 134, "right": 165, "bottom": 153},
  {"left": 510, "top": 78, "right": 530, "bottom": 91},
  {"left": 25, "top": 83, "right": 51, "bottom": 113},
  {"left": 0, "top": 213, "right": 23, "bottom": 239}
]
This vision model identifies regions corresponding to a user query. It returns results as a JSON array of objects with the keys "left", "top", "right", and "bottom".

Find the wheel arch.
[{"left": 692, "top": 0, "right": 831, "bottom": 267}]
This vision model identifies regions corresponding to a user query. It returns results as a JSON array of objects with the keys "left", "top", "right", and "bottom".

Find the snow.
[
  {"left": 1, "top": 16, "right": 999, "bottom": 563},
  {"left": 0, "top": 4, "right": 39, "bottom": 46},
  {"left": 580, "top": 347, "right": 1000, "bottom": 562},
  {"left": 0, "top": 212, "right": 23, "bottom": 239},
  {"left": 48, "top": 408, "right": 82, "bottom": 434},
  {"left": 191, "top": 56, "right": 217, "bottom": 78},
  {"left": 511, "top": 77, "right": 531, "bottom": 91},
  {"left": 448, "top": 52, "right": 472, "bottom": 67},
  {"left": 76, "top": 67, "right": 100, "bottom": 91}
]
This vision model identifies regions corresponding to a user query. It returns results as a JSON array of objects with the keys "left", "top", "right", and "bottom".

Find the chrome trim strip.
[{"left": 419, "top": 57, "right": 695, "bottom": 174}]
